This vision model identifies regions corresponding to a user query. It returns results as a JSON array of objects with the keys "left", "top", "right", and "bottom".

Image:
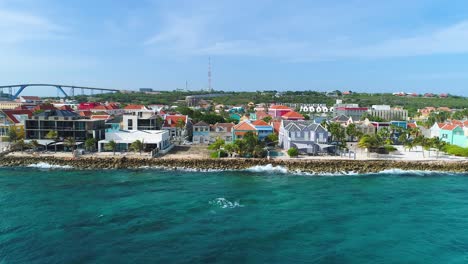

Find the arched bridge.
[{"left": 0, "top": 84, "right": 121, "bottom": 99}]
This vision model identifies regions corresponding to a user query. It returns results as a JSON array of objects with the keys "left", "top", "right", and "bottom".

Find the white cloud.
[
  {"left": 0, "top": 8, "right": 64, "bottom": 43},
  {"left": 144, "top": 14, "right": 468, "bottom": 62}
]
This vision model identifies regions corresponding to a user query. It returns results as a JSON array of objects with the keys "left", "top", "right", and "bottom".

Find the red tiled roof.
[
  {"left": 124, "top": 104, "right": 146, "bottom": 110},
  {"left": 436, "top": 123, "right": 446, "bottom": 128},
  {"left": 34, "top": 104, "right": 56, "bottom": 111},
  {"left": 59, "top": 105, "right": 74, "bottom": 111},
  {"left": 255, "top": 111, "right": 271, "bottom": 120},
  {"left": 92, "top": 105, "right": 108, "bottom": 110},
  {"left": 269, "top": 105, "right": 291, "bottom": 110},
  {"left": 407, "top": 123, "right": 417, "bottom": 128},
  {"left": 2, "top": 110, "right": 33, "bottom": 123},
  {"left": 251, "top": 120, "right": 270, "bottom": 126},
  {"left": 281, "top": 111, "right": 304, "bottom": 119},
  {"left": 451, "top": 120, "right": 463, "bottom": 126},
  {"left": 233, "top": 121, "right": 256, "bottom": 131},
  {"left": 442, "top": 124, "right": 460, "bottom": 131},
  {"left": 91, "top": 115, "right": 111, "bottom": 120},
  {"left": 163, "top": 115, "right": 187, "bottom": 128},
  {"left": 272, "top": 121, "right": 281, "bottom": 133}
]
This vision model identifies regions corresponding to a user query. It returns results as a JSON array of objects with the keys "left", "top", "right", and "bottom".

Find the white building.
[{"left": 98, "top": 130, "right": 172, "bottom": 154}]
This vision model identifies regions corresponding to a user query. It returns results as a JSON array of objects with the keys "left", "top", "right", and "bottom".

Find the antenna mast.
[{"left": 208, "top": 57, "right": 212, "bottom": 92}]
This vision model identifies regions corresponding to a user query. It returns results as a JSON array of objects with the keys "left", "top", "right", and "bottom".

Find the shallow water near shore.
[{"left": 2, "top": 167, "right": 468, "bottom": 263}]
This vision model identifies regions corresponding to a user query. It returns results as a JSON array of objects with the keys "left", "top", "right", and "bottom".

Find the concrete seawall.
[{"left": 1, "top": 156, "right": 468, "bottom": 173}]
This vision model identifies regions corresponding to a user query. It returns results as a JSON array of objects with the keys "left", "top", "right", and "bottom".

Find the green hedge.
[{"left": 444, "top": 145, "right": 468, "bottom": 157}]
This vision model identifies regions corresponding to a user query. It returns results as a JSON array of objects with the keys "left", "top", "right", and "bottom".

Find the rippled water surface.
[{"left": 1, "top": 167, "right": 468, "bottom": 263}]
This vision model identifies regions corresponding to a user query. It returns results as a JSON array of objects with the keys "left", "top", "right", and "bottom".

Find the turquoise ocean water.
[{"left": 2, "top": 166, "right": 468, "bottom": 263}]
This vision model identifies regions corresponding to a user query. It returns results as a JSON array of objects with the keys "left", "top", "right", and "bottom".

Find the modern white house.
[{"left": 98, "top": 130, "right": 172, "bottom": 154}]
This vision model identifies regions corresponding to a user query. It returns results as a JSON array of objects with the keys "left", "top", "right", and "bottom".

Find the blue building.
[
  {"left": 192, "top": 121, "right": 210, "bottom": 144},
  {"left": 251, "top": 120, "right": 273, "bottom": 140}
]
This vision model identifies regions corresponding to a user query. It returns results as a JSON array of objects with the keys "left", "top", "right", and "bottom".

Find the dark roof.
[
  {"left": 36, "top": 110, "right": 79, "bottom": 118},
  {"left": 193, "top": 121, "right": 210, "bottom": 127},
  {"left": 282, "top": 120, "right": 327, "bottom": 132},
  {"left": 332, "top": 115, "right": 350, "bottom": 122}
]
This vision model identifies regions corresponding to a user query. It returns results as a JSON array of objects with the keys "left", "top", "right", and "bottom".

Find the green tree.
[
  {"left": 14, "top": 139, "right": 28, "bottom": 153},
  {"left": 358, "top": 134, "right": 381, "bottom": 157},
  {"left": 262, "top": 116, "right": 272, "bottom": 123},
  {"left": 45, "top": 130, "right": 59, "bottom": 152},
  {"left": 208, "top": 138, "right": 225, "bottom": 150},
  {"left": 223, "top": 142, "right": 239, "bottom": 157},
  {"left": 253, "top": 145, "right": 266, "bottom": 158},
  {"left": 243, "top": 131, "right": 261, "bottom": 157},
  {"left": 7, "top": 126, "right": 18, "bottom": 143},
  {"left": 264, "top": 133, "right": 278, "bottom": 145},
  {"left": 431, "top": 137, "right": 447, "bottom": 159},
  {"left": 105, "top": 140, "right": 118, "bottom": 155},
  {"left": 287, "top": 147, "right": 299, "bottom": 157},
  {"left": 345, "top": 123, "right": 359, "bottom": 142},
  {"left": 200, "top": 114, "right": 225, "bottom": 125},
  {"left": 64, "top": 137, "right": 76, "bottom": 152},
  {"left": 85, "top": 138, "right": 96, "bottom": 152},
  {"left": 130, "top": 140, "right": 144, "bottom": 155}
]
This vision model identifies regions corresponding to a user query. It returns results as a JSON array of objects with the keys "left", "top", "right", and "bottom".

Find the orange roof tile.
[
  {"left": 269, "top": 105, "right": 291, "bottom": 110},
  {"left": 442, "top": 124, "right": 460, "bottom": 131},
  {"left": 251, "top": 120, "right": 269, "bottom": 126},
  {"left": 281, "top": 111, "right": 304, "bottom": 119},
  {"left": 124, "top": 104, "right": 146, "bottom": 110},
  {"left": 233, "top": 121, "right": 256, "bottom": 131},
  {"left": 163, "top": 115, "right": 187, "bottom": 128}
]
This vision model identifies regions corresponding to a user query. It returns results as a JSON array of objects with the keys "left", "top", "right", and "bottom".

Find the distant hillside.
[{"left": 76, "top": 90, "right": 467, "bottom": 114}]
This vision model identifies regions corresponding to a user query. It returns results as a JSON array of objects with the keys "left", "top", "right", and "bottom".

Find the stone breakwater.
[{"left": 1, "top": 156, "right": 468, "bottom": 173}]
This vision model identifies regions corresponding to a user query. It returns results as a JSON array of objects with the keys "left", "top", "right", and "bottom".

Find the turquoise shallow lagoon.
[{"left": 2, "top": 167, "right": 468, "bottom": 263}]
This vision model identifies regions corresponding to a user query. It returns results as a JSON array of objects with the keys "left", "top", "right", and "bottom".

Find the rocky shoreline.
[{"left": 1, "top": 155, "right": 468, "bottom": 174}]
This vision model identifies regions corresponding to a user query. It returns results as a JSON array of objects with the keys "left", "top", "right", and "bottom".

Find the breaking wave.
[
  {"left": 209, "top": 198, "right": 244, "bottom": 209},
  {"left": 27, "top": 162, "right": 73, "bottom": 169}
]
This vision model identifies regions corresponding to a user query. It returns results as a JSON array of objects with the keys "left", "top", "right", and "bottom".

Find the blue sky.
[{"left": 2, "top": 0, "right": 468, "bottom": 96}]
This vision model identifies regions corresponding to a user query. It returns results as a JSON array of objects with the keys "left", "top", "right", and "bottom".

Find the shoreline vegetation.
[{"left": 1, "top": 155, "right": 467, "bottom": 174}]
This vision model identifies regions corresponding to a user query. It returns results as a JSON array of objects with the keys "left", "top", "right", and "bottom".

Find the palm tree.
[
  {"left": 358, "top": 134, "right": 380, "bottom": 157},
  {"left": 130, "top": 140, "right": 144, "bottom": 155},
  {"left": 403, "top": 140, "right": 415, "bottom": 152},
  {"left": 431, "top": 137, "right": 446, "bottom": 159},
  {"left": 105, "top": 140, "right": 118, "bottom": 155},
  {"left": 30, "top": 139, "right": 40, "bottom": 152},
  {"left": 64, "top": 137, "right": 76, "bottom": 152},
  {"left": 15, "top": 139, "right": 27, "bottom": 153},
  {"left": 45, "top": 130, "right": 58, "bottom": 152},
  {"left": 85, "top": 138, "right": 96, "bottom": 152}
]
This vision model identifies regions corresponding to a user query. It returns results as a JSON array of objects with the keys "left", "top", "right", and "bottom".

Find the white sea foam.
[
  {"left": 376, "top": 169, "right": 465, "bottom": 176},
  {"left": 138, "top": 164, "right": 463, "bottom": 177},
  {"left": 27, "top": 162, "right": 73, "bottom": 169},
  {"left": 209, "top": 198, "right": 244, "bottom": 209},
  {"left": 245, "top": 164, "right": 289, "bottom": 174}
]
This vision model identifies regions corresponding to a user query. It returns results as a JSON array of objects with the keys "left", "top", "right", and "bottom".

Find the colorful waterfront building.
[
  {"left": 268, "top": 105, "right": 293, "bottom": 118},
  {"left": 232, "top": 121, "right": 257, "bottom": 141},
  {"left": 192, "top": 121, "right": 210, "bottom": 144},
  {"left": 251, "top": 120, "right": 273, "bottom": 140},
  {"left": 440, "top": 124, "right": 467, "bottom": 147}
]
